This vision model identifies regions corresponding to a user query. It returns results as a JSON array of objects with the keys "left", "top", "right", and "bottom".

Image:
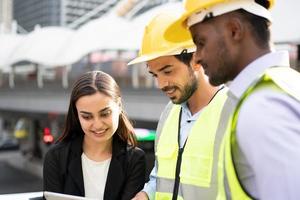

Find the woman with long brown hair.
[{"left": 43, "top": 71, "right": 146, "bottom": 200}]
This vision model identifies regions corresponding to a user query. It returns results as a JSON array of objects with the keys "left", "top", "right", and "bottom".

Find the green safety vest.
[
  {"left": 217, "top": 67, "right": 300, "bottom": 200},
  {"left": 155, "top": 88, "right": 228, "bottom": 200}
]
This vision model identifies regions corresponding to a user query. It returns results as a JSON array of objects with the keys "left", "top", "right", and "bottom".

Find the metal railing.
[{"left": 67, "top": 0, "right": 119, "bottom": 29}]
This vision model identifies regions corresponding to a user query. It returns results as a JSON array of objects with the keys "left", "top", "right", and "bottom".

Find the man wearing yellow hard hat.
[
  {"left": 129, "top": 11, "right": 228, "bottom": 200},
  {"left": 165, "top": 0, "right": 300, "bottom": 199}
]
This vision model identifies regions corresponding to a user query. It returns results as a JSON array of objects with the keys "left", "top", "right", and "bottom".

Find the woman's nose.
[{"left": 92, "top": 117, "right": 104, "bottom": 129}]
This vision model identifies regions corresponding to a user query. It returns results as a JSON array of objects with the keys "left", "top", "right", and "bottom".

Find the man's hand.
[{"left": 131, "top": 191, "right": 149, "bottom": 200}]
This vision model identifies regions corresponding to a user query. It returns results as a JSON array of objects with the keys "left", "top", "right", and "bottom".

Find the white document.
[{"left": 44, "top": 191, "right": 97, "bottom": 200}]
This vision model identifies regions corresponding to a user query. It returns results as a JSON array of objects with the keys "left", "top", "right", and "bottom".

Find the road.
[{"left": 0, "top": 150, "right": 43, "bottom": 195}]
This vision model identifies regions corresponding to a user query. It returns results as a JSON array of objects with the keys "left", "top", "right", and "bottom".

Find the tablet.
[{"left": 44, "top": 191, "right": 96, "bottom": 200}]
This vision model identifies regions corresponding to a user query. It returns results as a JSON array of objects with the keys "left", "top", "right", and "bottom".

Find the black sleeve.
[
  {"left": 43, "top": 146, "right": 64, "bottom": 193},
  {"left": 121, "top": 147, "right": 146, "bottom": 200}
]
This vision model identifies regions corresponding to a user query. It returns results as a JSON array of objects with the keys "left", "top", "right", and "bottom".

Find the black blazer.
[{"left": 43, "top": 135, "right": 146, "bottom": 200}]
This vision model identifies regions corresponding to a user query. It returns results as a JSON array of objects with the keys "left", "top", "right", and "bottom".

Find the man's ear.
[
  {"left": 190, "top": 53, "right": 201, "bottom": 71},
  {"left": 225, "top": 16, "right": 245, "bottom": 43}
]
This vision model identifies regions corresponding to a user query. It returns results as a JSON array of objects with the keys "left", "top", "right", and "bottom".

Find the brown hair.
[
  {"left": 58, "top": 71, "right": 137, "bottom": 146},
  {"left": 174, "top": 49, "right": 193, "bottom": 67}
]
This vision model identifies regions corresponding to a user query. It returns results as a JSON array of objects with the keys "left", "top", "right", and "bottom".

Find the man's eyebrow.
[
  {"left": 158, "top": 65, "right": 172, "bottom": 72},
  {"left": 148, "top": 70, "right": 155, "bottom": 76},
  {"left": 148, "top": 64, "right": 173, "bottom": 74}
]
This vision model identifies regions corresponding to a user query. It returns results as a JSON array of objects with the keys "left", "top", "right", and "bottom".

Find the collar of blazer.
[{"left": 67, "top": 132, "right": 130, "bottom": 197}]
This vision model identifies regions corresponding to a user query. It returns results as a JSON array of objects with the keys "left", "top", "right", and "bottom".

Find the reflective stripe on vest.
[
  {"left": 217, "top": 67, "right": 300, "bottom": 200},
  {"left": 155, "top": 88, "right": 228, "bottom": 200}
]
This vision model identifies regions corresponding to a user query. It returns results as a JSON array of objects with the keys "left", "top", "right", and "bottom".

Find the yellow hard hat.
[
  {"left": 164, "top": 0, "right": 275, "bottom": 43},
  {"left": 128, "top": 11, "right": 195, "bottom": 65}
]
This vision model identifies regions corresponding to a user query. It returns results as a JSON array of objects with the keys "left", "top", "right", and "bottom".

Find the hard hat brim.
[
  {"left": 128, "top": 54, "right": 162, "bottom": 66},
  {"left": 128, "top": 45, "right": 196, "bottom": 66}
]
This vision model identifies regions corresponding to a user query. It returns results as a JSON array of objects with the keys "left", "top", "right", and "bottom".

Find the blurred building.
[
  {"left": 13, "top": 0, "right": 118, "bottom": 31},
  {"left": 13, "top": 0, "right": 60, "bottom": 32},
  {"left": 13, "top": 0, "right": 170, "bottom": 32}
]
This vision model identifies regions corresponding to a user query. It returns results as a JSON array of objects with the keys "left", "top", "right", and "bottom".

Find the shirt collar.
[
  {"left": 228, "top": 51, "right": 290, "bottom": 99},
  {"left": 181, "top": 102, "right": 202, "bottom": 120},
  {"left": 181, "top": 102, "right": 191, "bottom": 117}
]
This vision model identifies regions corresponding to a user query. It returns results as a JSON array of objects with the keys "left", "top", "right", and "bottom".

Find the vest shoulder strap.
[
  {"left": 223, "top": 66, "right": 300, "bottom": 200},
  {"left": 264, "top": 66, "right": 300, "bottom": 101}
]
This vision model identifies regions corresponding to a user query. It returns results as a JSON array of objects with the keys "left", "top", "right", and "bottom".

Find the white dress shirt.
[
  {"left": 82, "top": 153, "right": 111, "bottom": 200},
  {"left": 229, "top": 51, "right": 300, "bottom": 199}
]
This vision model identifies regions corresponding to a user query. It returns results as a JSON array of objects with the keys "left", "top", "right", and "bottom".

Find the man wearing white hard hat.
[
  {"left": 165, "top": 0, "right": 300, "bottom": 199},
  {"left": 129, "top": 11, "right": 228, "bottom": 200}
]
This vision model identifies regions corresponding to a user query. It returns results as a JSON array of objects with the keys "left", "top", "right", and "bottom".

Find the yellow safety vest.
[
  {"left": 217, "top": 67, "right": 300, "bottom": 200},
  {"left": 155, "top": 88, "right": 227, "bottom": 200}
]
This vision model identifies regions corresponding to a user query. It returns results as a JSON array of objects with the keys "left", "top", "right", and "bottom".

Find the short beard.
[
  {"left": 172, "top": 73, "right": 198, "bottom": 104},
  {"left": 209, "top": 40, "right": 235, "bottom": 86}
]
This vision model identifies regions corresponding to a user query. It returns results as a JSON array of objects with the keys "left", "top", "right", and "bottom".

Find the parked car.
[{"left": 0, "top": 131, "right": 19, "bottom": 151}]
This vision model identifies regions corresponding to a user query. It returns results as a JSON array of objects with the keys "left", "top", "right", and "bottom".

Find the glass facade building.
[{"left": 13, "top": 0, "right": 113, "bottom": 31}]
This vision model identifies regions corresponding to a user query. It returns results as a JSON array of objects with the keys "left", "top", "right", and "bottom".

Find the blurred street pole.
[{"left": 0, "top": 0, "right": 13, "bottom": 33}]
